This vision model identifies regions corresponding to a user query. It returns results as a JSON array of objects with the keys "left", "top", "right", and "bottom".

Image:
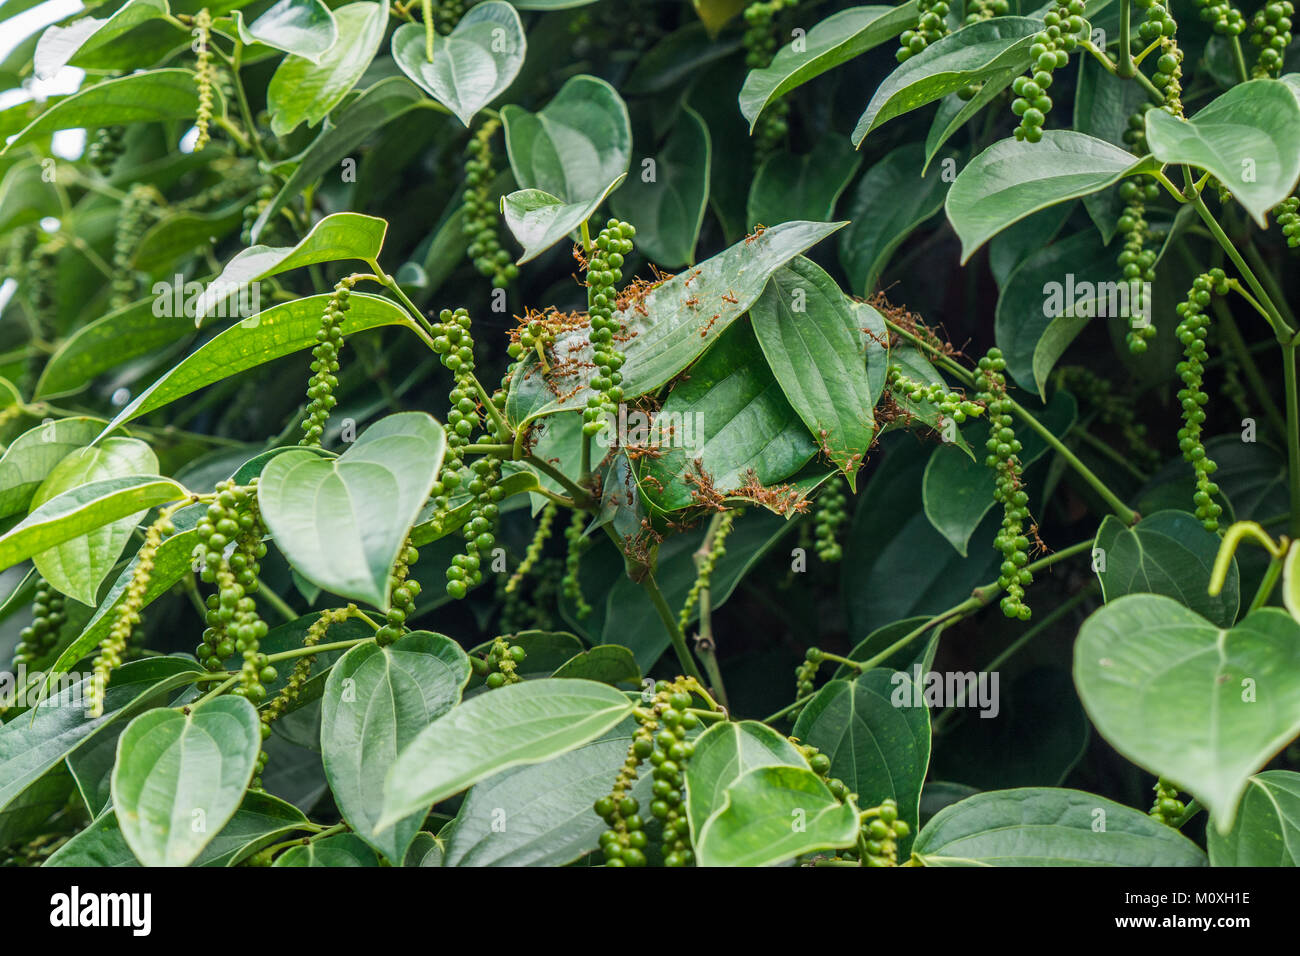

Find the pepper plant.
[{"left": 1, "top": 0, "right": 1299, "bottom": 869}]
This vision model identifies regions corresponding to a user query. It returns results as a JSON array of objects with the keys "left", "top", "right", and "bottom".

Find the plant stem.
[
  {"left": 1284, "top": 342, "right": 1300, "bottom": 538},
  {"left": 524, "top": 454, "right": 593, "bottom": 508},
  {"left": 1230, "top": 36, "right": 1249, "bottom": 83},
  {"left": 1249, "top": 553, "right": 1285, "bottom": 612},
  {"left": 264, "top": 637, "right": 371, "bottom": 665},
  {"left": 227, "top": 41, "right": 270, "bottom": 164},
  {"left": 691, "top": 512, "right": 731, "bottom": 710},
  {"left": 256, "top": 581, "right": 298, "bottom": 623},
  {"left": 640, "top": 571, "right": 705, "bottom": 683},
  {"left": 1118, "top": 0, "right": 1134, "bottom": 77},
  {"left": 422, "top": 0, "right": 435, "bottom": 61}
]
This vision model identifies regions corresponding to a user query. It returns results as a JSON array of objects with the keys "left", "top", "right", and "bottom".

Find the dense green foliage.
[{"left": 1, "top": 0, "right": 1300, "bottom": 868}]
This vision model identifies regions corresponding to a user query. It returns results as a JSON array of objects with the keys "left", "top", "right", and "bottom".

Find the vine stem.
[
  {"left": 421, "top": 0, "right": 435, "bottom": 61},
  {"left": 256, "top": 581, "right": 298, "bottom": 623},
  {"left": 1229, "top": 35, "right": 1249, "bottom": 84},
  {"left": 640, "top": 570, "right": 705, "bottom": 683},
  {"left": 690, "top": 511, "right": 731, "bottom": 710},
  {"left": 264, "top": 637, "right": 371, "bottom": 664},
  {"left": 762, "top": 540, "right": 1092, "bottom": 723},
  {"left": 1250, "top": 553, "right": 1285, "bottom": 612},
  {"left": 883, "top": 320, "right": 1138, "bottom": 524},
  {"left": 1117, "top": 0, "right": 1134, "bottom": 77}
]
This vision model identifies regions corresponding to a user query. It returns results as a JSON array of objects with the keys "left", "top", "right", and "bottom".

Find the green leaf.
[
  {"left": 103, "top": 293, "right": 417, "bottom": 432},
  {"left": 1074, "top": 595, "right": 1300, "bottom": 833},
  {"left": 378, "top": 678, "right": 635, "bottom": 829},
  {"left": 320, "top": 633, "right": 469, "bottom": 863},
  {"left": 2, "top": 70, "right": 216, "bottom": 154},
  {"left": 1074, "top": 56, "right": 1152, "bottom": 243},
  {"left": 608, "top": 104, "right": 711, "bottom": 268},
  {"left": 1145, "top": 79, "right": 1300, "bottom": 226},
  {"left": 1284, "top": 540, "right": 1300, "bottom": 625},
  {"left": 739, "top": 3, "right": 917, "bottom": 129},
  {"left": 922, "top": 70, "right": 1018, "bottom": 173},
  {"left": 255, "top": 80, "right": 425, "bottom": 242},
  {"left": 0, "top": 159, "right": 62, "bottom": 234},
  {"left": 266, "top": 1, "right": 387, "bottom": 137},
  {"left": 33, "top": 0, "right": 170, "bottom": 79},
  {"left": 638, "top": 320, "right": 817, "bottom": 512},
  {"left": 237, "top": 0, "right": 337, "bottom": 62},
  {"left": 500, "top": 177, "right": 626, "bottom": 265},
  {"left": 391, "top": 2, "right": 525, "bottom": 128},
  {"left": 0, "top": 475, "right": 187, "bottom": 574},
  {"left": 684, "top": 719, "right": 808, "bottom": 842},
  {"left": 695, "top": 765, "right": 859, "bottom": 867},
  {"left": 1207, "top": 770, "right": 1300, "bottom": 866},
  {"left": 921, "top": 390, "right": 1076, "bottom": 556},
  {"left": 793, "top": 670, "right": 930, "bottom": 856},
  {"left": 1093, "top": 510, "right": 1240, "bottom": 627},
  {"left": 258, "top": 412, "right": 445, "bottom": 608},
  {"left": 29, "top": 437, "right": 158, "bottom": 606},
  {"left": 47, "top": 791, "right": 309, "bottom": 867},
  {"left": 440, "top": 720, "right": 649, "bottom": 867},
  {"left": 199, "top": 212, "right": 387, "bottom": 319},
  {"left": 111, "top": 695, "right": 261, "bottom": 867},
  {"left": 853, "top": 17, "right": 1043, "bottom": 145},
  {"left": 502, "top": 73, "right": 631, "bottom": 204},
  {"left": 550, "top": 645, "right": 639, "bottom": 684},
  {"left": 913, "top": 787, "right": 1207, "bottom": 865},
  {"left": 0, "top": 417, "right": 109, "bottom": 518},
  {"left": 273, "top": 833, "right": 380, "bottom": 866},
  {"left": 504, "top": 220, "right": 846, "bottom": 427},
  {"left": 0, "top": 658, "right": 202, "bottom": 815},
  {"left": 749, "top": 257, "right": 879, "bottom": 482},
  {"left": 947, "top": 130, "right": 1149, "bottom": 262},
  {"left": 747, "top": 137, "right": 860, "bottom": 230},
  {"left": 839, "top": 142, "right": 950, "bottom": 295}
]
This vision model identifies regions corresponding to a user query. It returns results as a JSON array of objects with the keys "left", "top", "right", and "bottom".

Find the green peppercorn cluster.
[
  {"left": 506, "top": 502, "right": 556, "bottom": 594},
  {"left": 471, "top": 636, "right": 527, "bottom": 689},
  {"left": 463, "top": 118, "right": 517, "bottom": 289},
  {"left": 12, "top": 578, "right": 67, "bottom": 668},
  {"left": 89, "top": 509, "right": 177, "bottom": 716},
  {"left": 859, "top": 799, "right": 910, "bottom": 866},
  {"left": 377, "top": 541, "right": 421, "bottom": 644},
  {"left": 562, "top": 509, "right": 592, "bottom": 619},
  {"left": 955, "top": 0, "right": 1008, "bottom": 99},
  {"left": 793, "top": 740, "right": 851, "bottom": 803},
  {"left": 595, "top": 680, "right": 700, "bottom": 867},
  {"left": 1148, "top": 778, "right": 1186, "bottom": 826},
  {"left": 434, "top": 0, "right": 466, "bottom": 34},
  {"left": 1174, "top": 271, "right": 1227, "bottom": 532},
  {"left": 1117, "top": 175, "right": 1160, "bottom": 353},
  {"left": 793, "top": 646, "right": 824, "bottom": 709},
  {"left": 1151, "top": 38, "right": 1184, "bottom": 115},
  {"left": 300, "top": 276, "right": 354, "bottom": 446},
  {"left": 498, "top": 555, "right": 561, "bottom": 632},
  {"left": 886, "top": 365, "right": 983, "bottom": 423},
  {"left": 1011, "top": 1, "right": 1085, "bottom": 143},
  {"left": 1250, "top": 0, "right": 1294, "bottom": 76},
  {"left": 743, "top": 0, "right": 800, "bottom": 150},
  {"left": 241, "top": 183, "right": 275, "bottom": 245},
  {"left": 193, "top": 8, "right": 214, "bottom": 150},
  {"left": 1135, "top": 0, "right": 1178, "bottom": 42},
  {"left": 582, "top": 219, "right": 636, "bottom": 438},
  {"left": 897, "top": 0, "right": 950, "bottom": 63},
  {"left": 1194, "top": 0, "right": 1246, "bottom": 34},
  {"left": 194, "top": 481, "right": 273, "bottom": 704},
  {"left": 506, "top": 312, "right": 558, "bottom": 371},
  {"left": 976, "top": 349, "right": 1033, "bottom": 621},
  {"left": 110, "top": 184, "right": 161, "bottom": 310},
  {"left": 1277, "top": 196, "right": 1300, "bottom": 247},
  {"left": 678, "top": 510, "right": 736, "bottom": 632},
  {"left": 87, "top": 126, "right": 125, "bottom": 175},
  {"left": 452, "top": 454, "right": 502, "bottom": 601},
  {"left": 813, "top": 479, "right": 847, "bottom": 562}
]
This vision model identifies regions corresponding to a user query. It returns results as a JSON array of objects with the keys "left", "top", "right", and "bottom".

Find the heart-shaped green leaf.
[
  {"left": 501, "top": 73, "right": 631, "bottom": 205},
  {"left": 947, "top": 130, "right": 1150, "bottom": 262},
  {"left": 550, "top": 645, "right": 639, "bottom": 684},
  {"left": 0, "top": 475, "right": 187, "bottom": 574},
  {"left": 695, "top": 765, "right": 859, "bottom": 867},
  {"left": 1207, "top": 770, "right": 1300, "bottom": 866},
  {"left": 793, "top": 669, "right": 931, "bottom": 856},
  {"left": 320, "top": 632, "right": 470, "bottom": 863},
  {"left": 111, "top": 695, "right": 261, "bottom": 867},
  {"left": 684, "top": 719, "right": 808, "bottom": 841},
  {"left": 1075, "top": 594, "right": 1300, "bottom": 832},
  {"left": 853, "top": 17, "right": 1043, "bottom": 145},
  {"left": 1145, "top": 79, "right": 1300, "bottom": 226},
  {"left": 1093, "top": 510, "right": 1240, "bottom": 627},
  {"left": 391, "top": 2, "right": 525, "bottom": 128},
  {"left": 0, "top": 417, "right": 110, "bottom": 518},
  {"left": 0, "top": 160, "right": 62, "bottom": 234},
  {"left": 29, "top": 437, "right": 158, "bottom": 605},
  {"left": 740, "top": 3, "right": 916, "bottom": 130},
  {"left": 750, "top": 256, "right": 881, "bottom": 483},
  {"left": 266, "top": 1, "right": 386, "bottom": 136},
  {"left": 608, "top": 104, "right": 711, "bottom": 268},
  {"left": 638, "top": 320, "right": 817, "bottom": 512},
  {"left": 257, "top": 412, "right": 445, "bottom": 608},
  {"left": 378, "top": 678, "right": 635, "bottom": 830},
  {"left": 913, "top": 787, "right": 1207, "bottom": 865},
  {"left": 198, "top": 212, "right": 387, "bottom": 319},
  {"left": 500, "top": 176, "right": 625, "bottom": 264},
  {"left": 273, "top": 832, "right": 380, "bottom": 866},
  {"left": 104, "top": 293, "right": 418, "bottom": 432}
]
